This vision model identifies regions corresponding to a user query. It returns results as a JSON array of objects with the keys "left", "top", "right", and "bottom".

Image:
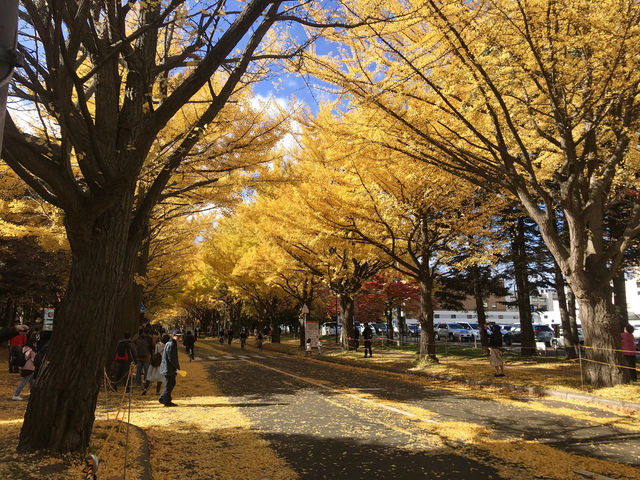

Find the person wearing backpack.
[
  {"left": 113, "top": 332, "right": 136, "bottom": 392},
  {"left": 143, "top": 334, "right": 167, "bottom": 396},
  {"left": 134, "top": 328, "right": 153, "bottom": 388},
  {"left": 12, "top": 338, "right": 37, "bottom": 400},
  {"left": 183, "top": 330, "right": 196, "bottom": 361}
]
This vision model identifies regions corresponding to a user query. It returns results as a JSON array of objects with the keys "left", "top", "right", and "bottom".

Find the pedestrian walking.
[
  {"left": 363, "top": 323, "right": 373, "bottom": 358},
  {"left": 134, "top": 328, "right": 153, "bottom": 388},
  {"left": 8, "top": 322, "right": 28, "bottom": 373},
  {"left": 488, "top": 323, "right": 505, "bottom": 377},
  {"left": 305, "top": 338, "right": 312, "bottom": 356},
  {"left": 316, "top": 338, "right": 322, "bottom": 354},
  {"left": 159, "top": 330, "right": 180, "bottom": 407},
  {"left": 143, "top": 334, "right": 167, "bottom": 395},
  {"left": 113, "top": 332, "right": 136, "bottom": 392},
  {"left": 621, "top": 324, "right": 637, "bottom": 382},
  {"left": 257, "top": 332, "right": 263, "bottom": 351},
  {"left": 12, "top": 338, "right": 37, "bottom": 400},
  {"left": 240, "top": 327, "right": 247, "bottom": 349},
  {"left": 183, "top": 330, "right": 196, "bottom": 361}
]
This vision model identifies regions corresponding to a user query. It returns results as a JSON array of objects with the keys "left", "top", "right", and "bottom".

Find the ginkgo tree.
[
  {"left": 283, "top": 110, "right": 505, "bottom": 357},
  {"left": 246, "top": 174, "right": 388, "bottom": 349},
  {"left": 1, "top": 0, "right": 346, "bottom": 452},
  {"left": 307, "top": 0, "right": 640, "bottom": 386}
]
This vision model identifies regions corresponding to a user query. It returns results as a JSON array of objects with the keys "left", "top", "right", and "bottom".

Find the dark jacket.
[
  {"left": 489, "top": 326, "right": 503, "bottom": 348},
  {"left": 160, "top": 338, "right": 180, "bottom": 376},
  {"left": 363, "top": 326, "right": 373, "bottom": 340},
  {"left": 183, "top": 332, "right": 195, "bottom": 348},
  {"left": 115, "top": 338, "right": 136, "bottom": 363}
]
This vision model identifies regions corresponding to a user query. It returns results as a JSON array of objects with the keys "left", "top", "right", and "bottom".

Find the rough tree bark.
[
  {"left": 19, "top": 199, "right": 134, "bottom": 451},
  {"left": 418, "top": 277, "right": 437, "bottom": 360},
  {"left": 471, "top": 266, "right": 489, "bottom": 348},
  {"left": 511, "top": 217, "right": 535, "bottom": 355},
  {"left": 339, "top": 294, "right": 355, "bottom": 350},
  {"left": 554, "top": 262, "right": 578, "bottom": 359}
]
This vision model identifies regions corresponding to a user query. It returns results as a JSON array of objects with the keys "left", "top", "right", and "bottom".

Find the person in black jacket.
[
  {"left": 488, "top": 324, "right": 505, "bottom": 377},
  {"left": 363, "top": 323, "right": 373, "bottom": 358},
  {"left": 113, "top": 332, "right": 136, "bottom": 392},
  {"left": 159, "top": 330, "right": 181, "bottom": 406},
  {"left": 183, "top": 330, "right": 196, "bottom": 361}
]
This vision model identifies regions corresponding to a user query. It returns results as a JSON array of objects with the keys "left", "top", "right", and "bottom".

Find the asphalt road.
[{"left": 202, "top": 343, "right": 640, "bottom": 480}]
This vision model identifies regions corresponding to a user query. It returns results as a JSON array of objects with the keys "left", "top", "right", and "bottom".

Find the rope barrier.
[
  {"left": 94, "top": 364, "right": 136, "bottom": 478},
  {"left": 568, "top": 356, "right": 640, "bottom": 371}
]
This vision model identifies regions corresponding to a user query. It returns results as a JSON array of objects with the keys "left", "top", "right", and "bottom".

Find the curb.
[
  {"left": 264, "top": 344, "right": 640, "bottom": 414},
  {"left": 125, "top": 422, "right": 153, "bottom": 480}
]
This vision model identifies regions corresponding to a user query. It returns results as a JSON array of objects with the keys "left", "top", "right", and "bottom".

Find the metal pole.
[
  {"left": 0, "top": 0, "right": 19, "bottom": 153},
  {"left": 578, "top": 345, "right": 584, "bottom": 390}
]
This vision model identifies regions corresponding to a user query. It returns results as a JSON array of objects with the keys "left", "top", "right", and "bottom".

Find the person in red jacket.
[
  {"left": 8, "top": 322, "right": 28, "bottom": 373},
  {"left": 621, "top": 324, "right": 638, "bottom": 382}
]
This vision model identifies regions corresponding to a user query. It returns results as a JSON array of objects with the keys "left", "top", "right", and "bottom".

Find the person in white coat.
[{"left": 142, "top": 334, "right": 167, "bottom": 395}]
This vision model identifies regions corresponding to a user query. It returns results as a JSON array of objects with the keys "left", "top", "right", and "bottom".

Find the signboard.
[
  {"left": 305, "top": 320, "right": 319, "bottom": 348},
  {"left": 43, "top": 308, "right": 55, "bottom": 332}
]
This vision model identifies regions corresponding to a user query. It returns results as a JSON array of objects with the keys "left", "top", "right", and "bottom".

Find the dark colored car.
[{"left": 503, "top": 324, "right": 554, "bottom": 346}]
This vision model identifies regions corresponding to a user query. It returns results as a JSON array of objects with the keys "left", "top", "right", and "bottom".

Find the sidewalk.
[{"left": 261, "top": 338, "right": 640, "bottom": 413}]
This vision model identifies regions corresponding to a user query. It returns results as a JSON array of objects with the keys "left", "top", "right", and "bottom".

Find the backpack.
[
  {"left": 115, "top": 340, "right": 130, "bottom": 362},
  {"left": 150, "top": 351, "right": 162, "bottom": 367},
  {"left": 135, "top": 336, "right": 149, "bottom": 358},
  {"left": 15, "top": 349, "right": 27, "bottom": 368}
]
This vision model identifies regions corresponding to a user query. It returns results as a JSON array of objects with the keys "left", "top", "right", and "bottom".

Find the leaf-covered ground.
[
  {"left": 0, "top": 343, "right": 296, "bottom": 479},
  {"left": 270, "top": 337, "right": 640, "bottom": 404}
]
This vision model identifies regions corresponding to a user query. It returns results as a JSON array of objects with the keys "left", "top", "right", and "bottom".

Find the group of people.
[
  {"left": 349, "top": 322, "right": 374, "bottom": 358},
  {"left": 113, "top": 326, "right": 182, "bottom": 406},
  {"left": 6, "top": 322, "right": 52, "bottom": 400}
]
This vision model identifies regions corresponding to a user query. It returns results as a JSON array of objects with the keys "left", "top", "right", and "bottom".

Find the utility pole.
[{"left": 0, "top": 0, "right": 20, "bottom": 153}]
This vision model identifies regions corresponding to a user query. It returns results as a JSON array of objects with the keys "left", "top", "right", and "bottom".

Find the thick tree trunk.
[
  {"left": 419, "top": 279, "right": 437, "bottom": 360},
  {"left": 19, "top": 204, "right": 131, "bottom": 452},
  {"left": 512, "top": 218, "right": 535, "bottom": 355},
  {"left": 612, "top": 270, "right": 629, "bottom": 331},
  {"left": 396, "top": 305, "right": 405, "bottom": 341},
  {"left": 554, "top": 262, "right": 577, "bottom": 359},
  {"left": 471, "top": 266, "right": 489, "bottom": 348},
  {"left": 339, "top": 294, "right": 354, "bottom": 350},
  {"left": 567, "top": 288, "right": 579, "bottom": 343},
  {"left": 299, "top": 319, "right": 305, "bottom": 347},
  {"left": 384, "top": 305, "right": 394, "bottom": 340},
  {"left": 573, "top": 285, "right": 625, "bottom": 387}
]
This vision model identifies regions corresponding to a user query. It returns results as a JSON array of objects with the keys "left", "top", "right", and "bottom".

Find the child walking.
[{"left": 305, "top": 338, "right": 312, "bottom": 356}]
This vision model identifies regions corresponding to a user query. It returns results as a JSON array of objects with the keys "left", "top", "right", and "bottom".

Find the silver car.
[{"left": 434, "top": 322, "right": 474, "bottom": 342}]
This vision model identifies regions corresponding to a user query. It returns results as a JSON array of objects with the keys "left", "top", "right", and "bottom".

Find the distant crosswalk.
[{"left": 206, "top": 353, "right": 265, "bottom": 362}]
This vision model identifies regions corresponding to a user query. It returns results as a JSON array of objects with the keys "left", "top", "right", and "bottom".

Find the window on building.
[
  {"left": 467, "top": 314, "right": 473, "bottom": 319},
  {"left": 498, "top": 314, "right": 504, "bottom": 319},
  {"left": 434, "top": 314, "right": 440, "bottom": 318},
  {"left": 491, "top": 302, "right": 497, "bottom": 308},
  {"left": 483, "top": 302, "right": 488, "bottom": 307},
  {"left": 450, "top": 314, "right": 456, "bottom": 318}
]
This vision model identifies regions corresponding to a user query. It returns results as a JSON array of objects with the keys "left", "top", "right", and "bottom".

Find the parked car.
[
  {"left": 434, "top": 322, "right": 474, "bottom": 342},
  {"left": 407, "top": 324, "right": 421, "bottom": 337},
  {"left": 503, "top": 324, "right": 554, "bottom": 346},
  {"left": 321, "top": 322, "right": 341, "bottom": 336},
  {"left": 374, "top": 323, "right": 388, "bottom": 335},
  {"left": 551, "top": 327, "right": 584, "bottom": 347},
  {"left": 459, "top": 322, "right": 481, "bottom": 340}
]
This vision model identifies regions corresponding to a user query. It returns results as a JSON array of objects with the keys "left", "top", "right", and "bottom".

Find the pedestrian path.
[{"left": 205, "top": 353, "right": 266, "bottom": 362}]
